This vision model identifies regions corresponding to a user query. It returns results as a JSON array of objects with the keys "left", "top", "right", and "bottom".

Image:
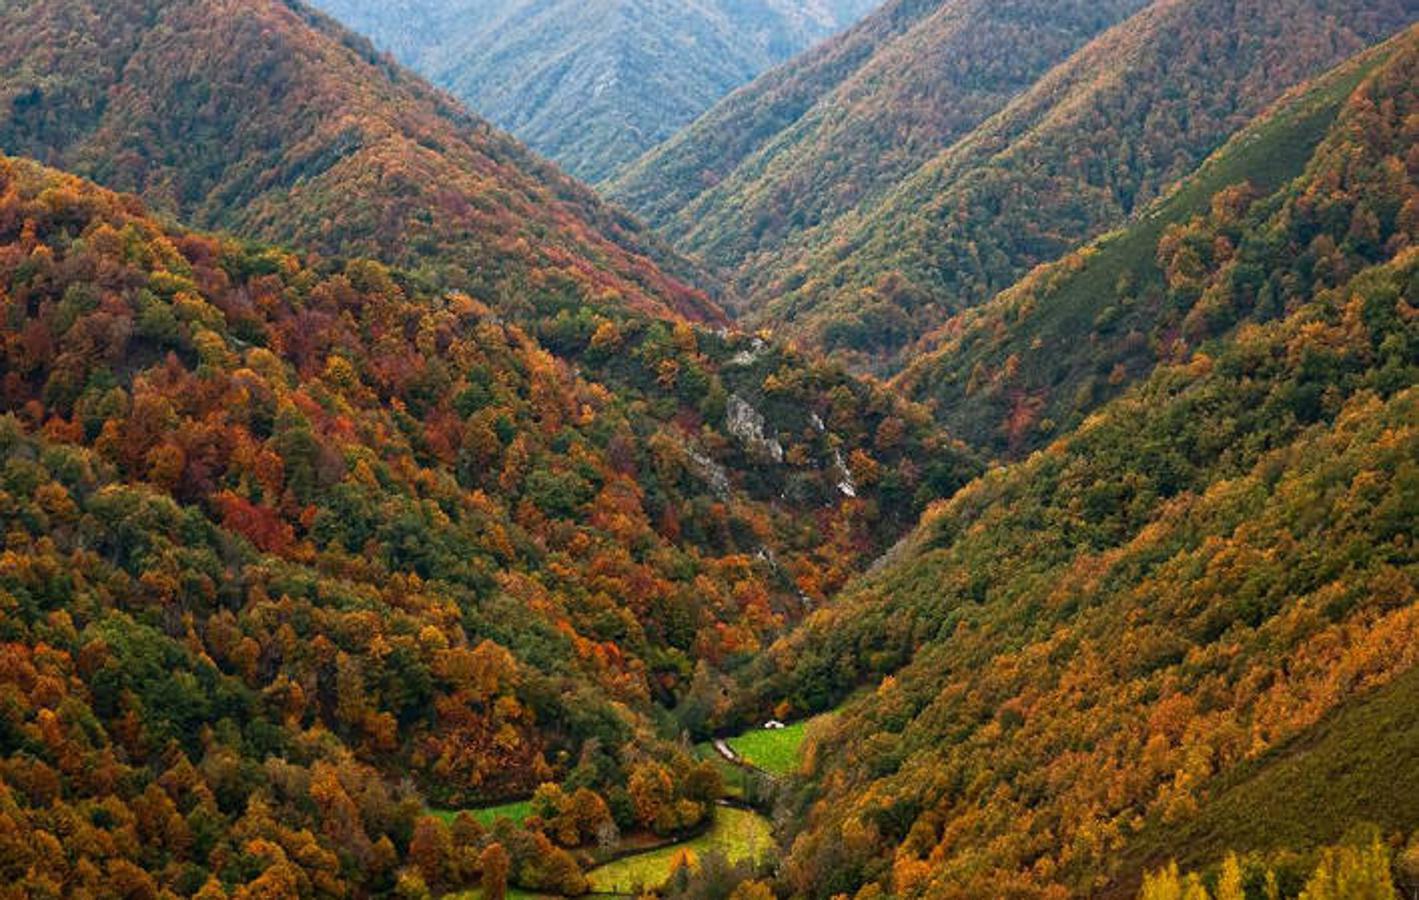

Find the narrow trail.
[{"left": 712, "top": 738, "right": 738, "bottom": 762}]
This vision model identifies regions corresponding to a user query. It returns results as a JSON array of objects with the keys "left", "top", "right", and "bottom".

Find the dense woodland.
[
  {"left": 737, "top": 32, "right": 1419, "bottom": 897},
  {"left": 616, "top": 0, "right": 1412, "bottom": 375},
  {"left": 0, "top": 0, "right": 1416, "bottom": 897},
  {"left": 0, "top": 0, "right": 717, "bottom": 323},
  {"left": 612, "top": 0, "right": 1150, "bottom": 282},
  {"left": 0, "top": 154, "right": 972, "bottom": 896}
]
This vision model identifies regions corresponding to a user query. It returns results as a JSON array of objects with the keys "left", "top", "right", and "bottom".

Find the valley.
[
  {"left": 431, "top": 714, "right": 815, "bottom": 897},
  {"left": 586, "top": 805, "right": 773, "bottom": 895},
  {"left": 0, "top": 0, "right": 1415, "bottom": 898}
]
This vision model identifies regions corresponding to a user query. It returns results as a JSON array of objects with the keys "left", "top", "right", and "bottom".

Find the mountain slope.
[
  {"left": 0, "top": 153, "right": 977, "bottom": 896},
  {"left": 747, "top": 0, "right": 1414, "bottom": 371},
  {"left": 0, "top": 7, "right": 991, "bottom": 896},
  {"left": 615, "top": 0, "right": 1414, "bottom": 374},
  {"left": 894, "top": 34, "right": 1406, "bottom": 457},
  {"left": 310, "top": 0, "right": 879, "bottom": 183},
  {"left": 0, "top": 0, "right": 719, "bottom": 324},
  {"left": 607, "top": 0, "right": 943, "bottom": 229},
  {"left": 1108, "top": 662, "right": 1419, "bottom": 896},
  {"left": 737, "top": 32, "right": 1419, "bottom": 897},
  {"left": 609, "top": 0, "right": 1149, "bottom": 271},
  {"left": 0, "top": 0, "right": 984, "bottom": 701}
]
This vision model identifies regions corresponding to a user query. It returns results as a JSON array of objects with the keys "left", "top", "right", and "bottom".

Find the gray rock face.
[
  {"left": 729, "top": 336, "right": 769, "bottom": 367},
  {"left": 726, "top": 393, "right": 784, "bottom": 462},
  {"left": 684, "top": 443, "right": 732, "bottom": 499},
  {"left": 832, "top": 447, "right": 857, "bottom": 497}
]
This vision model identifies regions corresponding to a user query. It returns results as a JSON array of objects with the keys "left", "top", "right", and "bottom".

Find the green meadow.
[{"left": 586, "top": 806, "right": 773, "bottom": 894}]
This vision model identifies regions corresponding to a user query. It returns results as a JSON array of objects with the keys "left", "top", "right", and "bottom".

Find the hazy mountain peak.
[{"left": 310, "top": 0, "right": 880, "bottom": 180}]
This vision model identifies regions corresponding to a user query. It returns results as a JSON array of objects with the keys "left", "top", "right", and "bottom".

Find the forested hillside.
[
  {"left": 0, "top": 0, "right": 718, "bottom": 323},
  {"left": 0, "top": 0, "right": 1416, "bottom": 897},
  {"left": 615, "top": 0, "right": 1413, "bottom": 374},
  {"left": 608, "top": 0, "right": 947, "bottom": 229},
  {"left": 0, "top": 154, "right": 975, "bottom": 896},
  {"left": 733, "top": 31, "right": 1419, "bottom": 896},
  {"left": 894, "top": 33, "right": 1406, "bottom": 457},
  {"left": 757, "top": 0, "right": 1413, "bottom": 372},
  {"left": 310, "top": 0, "right": 879, "bottom": 183},
  {"left": 0, "top": 0, "right": 994, "bottom": 894},
  {"left": 611, "top": 0, "right": 1148, "bottom": 278}
]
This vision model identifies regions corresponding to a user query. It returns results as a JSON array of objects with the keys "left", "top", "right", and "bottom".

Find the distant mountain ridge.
[
  {"left": 611, "top": 0, "right": 1151, "bottom": 272},
  {"left": 310, "top": 0, "right": 880, "bottom": 182},
  {"left": 608, "top": 0, "right": 944, "bottom": 229},
  {"left": 614, "top": 0, "right": 1415, "bottom": 374}
]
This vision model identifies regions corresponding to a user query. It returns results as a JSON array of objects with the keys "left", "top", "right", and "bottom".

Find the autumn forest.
[{"left": 0, "top": 0, "right": 1415, "bottom": 899}]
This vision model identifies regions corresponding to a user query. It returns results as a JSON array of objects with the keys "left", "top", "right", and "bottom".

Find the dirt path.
[{"left": 712, "top": 738, "right": 738, "bottom": 762}]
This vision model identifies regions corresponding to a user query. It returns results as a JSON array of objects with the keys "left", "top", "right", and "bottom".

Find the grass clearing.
[
  {"left": 726, "top": 722, "right": 807, "bottom": 775},
  {"left": 587, "top": 806, "right": 773, "bottom": 894}
]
